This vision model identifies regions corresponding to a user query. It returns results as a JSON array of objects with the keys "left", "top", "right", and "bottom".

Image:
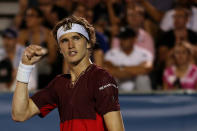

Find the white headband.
[{"left": 57, "top": 23, "right": 89, "bottom": 43}]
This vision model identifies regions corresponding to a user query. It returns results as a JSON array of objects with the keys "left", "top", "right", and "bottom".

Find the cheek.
[
  {"left": 182, "top": 54, "right": 189, "bottom": 60},
  {"left": 59, "top": 45, "right": 67, "bottom": 54}
]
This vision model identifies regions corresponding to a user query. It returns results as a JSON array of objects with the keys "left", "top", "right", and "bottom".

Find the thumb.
[{"left": 35, "top": 48, "right": 48, "bottom": 56}]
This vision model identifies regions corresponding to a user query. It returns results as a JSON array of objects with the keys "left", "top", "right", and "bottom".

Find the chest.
[
  {"left": 56, "top": 76, "right": 97, "bottom": 121},
  {"left": 167, "top": 67, "right": 197, "bottom": 85}
]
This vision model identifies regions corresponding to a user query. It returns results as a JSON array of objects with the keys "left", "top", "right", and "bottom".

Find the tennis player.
[{"left": 12, "top": 16, "right": 124, "bottom": 131}]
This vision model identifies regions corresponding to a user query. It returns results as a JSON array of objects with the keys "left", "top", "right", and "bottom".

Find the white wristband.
[{"left": 16, "top": 62, "right": 35, "bottom": 83}]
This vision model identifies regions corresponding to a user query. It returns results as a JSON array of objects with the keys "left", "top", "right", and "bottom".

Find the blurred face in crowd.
[
  {"left": 126, "top": 7, "right": 144, "bottom": 30},
  {"left": 86, "top": 9, "right": 93, "bottom": 24},
  {"left": 192, "top": 0, "right": 197, "bottom": 5},
  {"left": 173, "top": 9, "right": 188, "bottom": 30},
  {"left": 120, "top": 37, "right": 136, "bottom": 55},
  {"left": 73, "top": 4, "right": 86, "bottom": 18},
  {"left": 173, "top": 45, "right": 190, "bottom": 66},
  {"left": 176, "top": 0, "right": 191, "bottom": 7},
  {"left": 3, "top": 37, "right": 17, "bottom": 52},
  {"left": 25, "top": 8, "right": 42, "bottom": 28},
  {"left": 38, "top": 0, "right": 52, "bottom": 14}
]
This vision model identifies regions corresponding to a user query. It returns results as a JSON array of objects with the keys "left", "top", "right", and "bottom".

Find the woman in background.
[
  {"left": 163, "top": 42, "right": 197, "bottom": 90},
  {"left": 18, "top": 7, "right": 57, "bottom": 89}
]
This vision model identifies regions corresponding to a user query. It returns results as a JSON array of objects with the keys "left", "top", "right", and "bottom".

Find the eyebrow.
[{"left": 60, "top": 34, "right": 82, "bottom": 41}]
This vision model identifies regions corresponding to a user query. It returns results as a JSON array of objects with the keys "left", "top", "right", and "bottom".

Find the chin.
[{"left": 68, "top": 59, "right": 81, "bottom": 66}]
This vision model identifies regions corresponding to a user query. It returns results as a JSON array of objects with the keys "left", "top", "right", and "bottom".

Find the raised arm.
[
  {"left": 12, "top": 45, "right": 47, "bottom": 122},
  {"left": 138, "top": 0, "right": 164, "bottom": 23}
]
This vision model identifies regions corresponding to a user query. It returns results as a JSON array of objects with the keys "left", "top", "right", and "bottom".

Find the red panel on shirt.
[{"left": 60, "top": 113, "right": 106, "bottom": 131}]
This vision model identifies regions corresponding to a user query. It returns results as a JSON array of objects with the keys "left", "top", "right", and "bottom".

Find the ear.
[{"left": 86, "top": 42, "right": 91, "bottom": 49}]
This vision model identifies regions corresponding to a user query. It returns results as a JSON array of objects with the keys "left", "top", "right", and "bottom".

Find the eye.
[
  {"left": 60, "top": 39, "right": 68, "bottom": 44},
  {"left": 73, "top": 36, "right": 80, "bottom": 41}
]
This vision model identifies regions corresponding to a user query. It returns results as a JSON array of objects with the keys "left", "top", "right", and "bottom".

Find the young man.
[
  {"left": 104, "top": 27, "right": 153, "bottom": 92},
  {"left": 12, "top": 16, "right": 124, "bottom": 131}
]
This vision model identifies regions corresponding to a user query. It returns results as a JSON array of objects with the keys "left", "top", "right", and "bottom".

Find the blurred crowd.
[{"left": 0, "top": 0, "right": 197, "bottom": 92}]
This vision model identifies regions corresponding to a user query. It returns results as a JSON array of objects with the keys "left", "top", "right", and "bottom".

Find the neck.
[
  {"left": 176, "top": 63, "right": 189, "bottom": 71},
  {"left": 122, "top": 47, "right": 134, "bottom": 55},
  {"left": 174, "top": 27, "right": 186, "bottom": 32},
  {"left": 29, "top": 25, "right": 41, "bottom": 32},
  {"left": 129, "top": 25, "right": 139, "bottom": 32},
  {"left": 68, "top": 55, "right": 92, "bottom": 81}
]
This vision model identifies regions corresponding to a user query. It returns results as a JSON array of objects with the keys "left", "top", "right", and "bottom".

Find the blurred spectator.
[
  {"left": 111, "top": 5, "right": 155, "bottom": 58},
  {"left": 123, "top": 0, "right": 162, "bottom": 39},
  {"left": 126, "top": 5, "right": 155, "bottom": 56},
  {"left": 158, "top": 7, "right": 197, "bottom": 62},
  {"left": 132, "top": 0, "right": 167, "bottom": 23},
  {"left": 0, "top": 48, "right": 12, "bottom": 91},
  {"left": 86, "top": 9, "right": 106, "bottom": 67},
  {"left": 38, "top": 0, "right": 68, "bottom": 29},
  {"left": 154, "top": 7, "right": 197, "bottom": 89},
  {"left": 11, "top": 0, "right": 28, "bottom": 32},
  {"left": 163, "top": 42, "right": 197, "bottom": 90},
  {"left": 0, "top": 28, "right": 36, "bottom": 91},
  {"left": 75, "top": 0, "right": 100, "bottom": 9},
  {"left": 160, "top": 0, "right": 197, "bottom": 32},
  {"left": 55, "top": 0, "right": 73, "bottom": 13},
  {"left": 72, "top": 2, "right": 86, "bottom": 18},
  {"left": 94, "top": 17, "right": 110, "bottom": 53},
  {"left": 18, "top": 7, "right": 57, "bottom": 89},
  {"left": 93, "top": 0, "right": 124, "bottom": 24},
  {"left": 104, "top": 27, "right": 153, "bottom": 92}
]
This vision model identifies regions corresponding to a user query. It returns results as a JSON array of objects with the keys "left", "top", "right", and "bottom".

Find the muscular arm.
[
  {"left": 104, "top": 111, "right": 124, "bottom": 131},
  {"left": 12, "top": 82, "right": 40, "bottom": 122},
  {"left": 12, "top": 45, "right": 47, "bottom": 122}
]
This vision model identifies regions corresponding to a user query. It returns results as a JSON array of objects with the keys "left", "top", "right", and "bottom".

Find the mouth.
[{"left": 68, "top": 51, "right": 77, "bottom": 56}]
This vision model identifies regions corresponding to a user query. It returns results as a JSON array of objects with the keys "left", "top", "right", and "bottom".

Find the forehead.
[
  {"left": 26, "top": 9, "right": 37, "bottom": 14},
  {"left": 59, "top": 32, "right": 81, "bottom": 40}
]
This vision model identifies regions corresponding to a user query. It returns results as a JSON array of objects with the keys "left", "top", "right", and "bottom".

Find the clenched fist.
[{"left": 22, "top": 45, "right": 48, "bottom": 65}]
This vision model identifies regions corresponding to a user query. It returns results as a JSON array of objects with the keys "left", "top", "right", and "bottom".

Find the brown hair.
[
  {"left": 174, "top": 6, "right": 191, "bottom": 18},
  {"left": 166, "top": 41, "right": 194, "bottom": 66},
  {"left": 173, "top": 42, "right": 193, "bottom": 56},
  {"left": 52, "top": 16, "right": 96, "bottom": 49}
]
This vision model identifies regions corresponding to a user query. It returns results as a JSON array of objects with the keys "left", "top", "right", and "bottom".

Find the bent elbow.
[{"left": 12, "top": 112, "right": 27, "bottom": 122}]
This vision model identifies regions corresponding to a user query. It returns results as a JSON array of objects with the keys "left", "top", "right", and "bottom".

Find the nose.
[{"left": 68, "top": 40, "right": 75, "bottom": 49}]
